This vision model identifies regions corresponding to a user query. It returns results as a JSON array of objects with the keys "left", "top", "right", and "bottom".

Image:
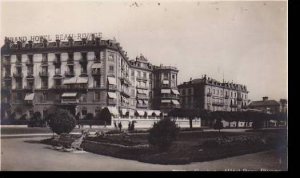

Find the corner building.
[{"left": 1, "top": 36, "right": 180, "bottom": 120}]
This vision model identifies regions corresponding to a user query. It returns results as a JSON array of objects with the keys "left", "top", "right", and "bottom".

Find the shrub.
[
  {"left": 96, "top": 108, "right": 112, "bottom": 125},
  {"left": 28, "top": 112, "right": 45, "bottom": 127},
  {"left": 148, "top": 118, "right": 180, "bottom": 151},
  {"left": 84, "top": 113, "right": 94, "bottom": 120},
  {"left": 47, "top": 109, "right": 76, "bottom": 135}
]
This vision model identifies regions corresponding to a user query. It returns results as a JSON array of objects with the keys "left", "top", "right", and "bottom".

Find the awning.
[
  {"left": 129, "top": 110, "right": 135, "bottom": 116},
  {"left": 91, "top": 63, "right": 102, "bottom": 68},
  {"left": 161, "top": 89, "right": 171, "bottom": 94},
  {"left": 77, "top": 77, "right": 88, "bottom": 84},
  {"left": 154, "top": 110, "right": 161, "bottom": 116},
  {"left": 172, "top": 100, "right": 180, "bottom": 105},
  {"left": 172, "top": 89, "right": 180, "bottom": 95},
  {"left": 136, "top": 110, "right": 145, "bottom": 116},
  {"left": 107, "top": 107, "right": 119, "bottom": 116},
  {"left": 108, "top": 77, "right": 117, "bottom": 85},
  {"left": 143, "top": 100, "right": 148, "bottom": 104},
  {"left": 137, "top": 89, "right": 143, "bottom": 94},
  {"left": 24, "top": 93, "right": 34, "bottom": 101},
  {"left": 121, "top": 109, "right": 128, "bottom": 116},
  {"left": 161, "top": 100, "right": 171, "bottom": 103},
  {"left": 163, "top": 80, "right": 169, "bottom": 84},
  {"left": 62, "top": 92, "right": 77, "bottom": 97},
  {"left": 137, "top": 100, "right": 143, "bottom": 104},
  {"left": 107, "top": 92, "right": 117, "bottom": 99},
  {"left": 63, "top": 77, "right": 77, "bottom": 84}
]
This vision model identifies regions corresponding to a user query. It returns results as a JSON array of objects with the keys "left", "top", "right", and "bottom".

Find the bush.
[
  {"left": 95, "top": 108, "right": 112, "bottom": 125},
  {"left": 148, "top": 118, "right": 180, "bottom": 151},
  {"left": 84, "top": 113, "right": 94, "bottom": 120},
  {"left": 214, "top": 118, "right": 223, "bottom": 132},
  {"left": 47, "top": 109, "right": 76, "bottom": 135},
  {"left": 28, "top": 112, "right": 45, "bottom": 127}
]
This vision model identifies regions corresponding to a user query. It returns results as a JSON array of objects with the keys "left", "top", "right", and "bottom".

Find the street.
[{"left": 1, "top": 136, "right": 287, "bottom": 171}]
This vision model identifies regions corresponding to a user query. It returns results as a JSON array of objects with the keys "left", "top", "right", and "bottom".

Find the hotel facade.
[
  {"left": 178, "top": 75, "right": 249, "bottom": 112},
  {"left": 1, "top": 35, "right": 180, "bottom": 120}
]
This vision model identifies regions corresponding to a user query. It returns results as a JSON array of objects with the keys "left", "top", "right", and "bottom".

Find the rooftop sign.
[{"left": 5, "top": 32, "right": 102, "bottom": 43}]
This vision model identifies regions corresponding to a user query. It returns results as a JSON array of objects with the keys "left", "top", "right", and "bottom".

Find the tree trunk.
[
  {"left": 228, "top": 121, "right": 231, "bottom": 128},
  {"left": 236, "top": 121, "right": 239, "bottom": 128},
  {"left": 189, "top": 118, "right": 193, "bottom": 129}
]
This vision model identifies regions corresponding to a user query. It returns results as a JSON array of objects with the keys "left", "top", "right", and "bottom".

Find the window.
[
  {"left": 95, "top": 78, "right": 101, "bottom": 88},
  {"left": 81, "top": 94, "right": 87, "bottom": 102},
  {"left": 43, "top": 92, "right": 48, "bottom": 101},
  {"left": 213, "top": 89, "right": 215, "bottom": 94},
  {"left": 143, "top": 72, "right": 147, "bottom": 79},
  {"left": 131, "top": 70, "right": 134, "bottom": 76},
  {"left": 172, "top": 74, "right": 175, "bottom": 79},
  {"left": 137, "top": 71, "right": 141, "bottom": 77},
  {"left": 95, "top": 92, "right": 101, "bottom": 101},
  {"left": 231, "top": 92, "right": 233, "bottom": 97},
  {"left": 108, "top": 52, "right": 114, "bottom": 61},
  {"left": 42, "top": 79, "right": 48, "bottom": 89},
  {"left": 188, "top": 89, "right": 192, "bottom": 95},
  {"left": 109, "top": 65, "right": 114, "bottom": 72},
  {"left": 55, "top": 79, "right": 61, "bottom": 86}
]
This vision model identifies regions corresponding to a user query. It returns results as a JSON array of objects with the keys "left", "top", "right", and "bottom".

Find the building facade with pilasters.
[{"left": 1, "top": 36, "right": 180, "bottom": 120}]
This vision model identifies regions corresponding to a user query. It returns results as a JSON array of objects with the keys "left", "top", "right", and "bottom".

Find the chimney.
[{"left": 262, "top": 97, "right": 268, "bottom": 101}]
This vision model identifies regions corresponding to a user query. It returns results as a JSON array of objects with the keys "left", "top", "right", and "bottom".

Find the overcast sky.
[{"left": 0, "top": 0, "right": 287, "bottom": 101}]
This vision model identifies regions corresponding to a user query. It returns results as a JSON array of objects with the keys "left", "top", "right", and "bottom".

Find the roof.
[{"left": 249, "top": 100, "right": 280, "bottom": 107}]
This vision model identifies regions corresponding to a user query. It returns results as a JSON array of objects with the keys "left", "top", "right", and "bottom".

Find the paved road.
[{"left": 1, "top": 137, "right": 287, "bottom": 171}]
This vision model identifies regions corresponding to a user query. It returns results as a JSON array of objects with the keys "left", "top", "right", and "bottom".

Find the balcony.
[
  {"left": 39, "top": 71, "right": 49, "bottom": 77},
  {"left": 67, "top": 60, "right": 74, "bottom": 65},
  {"left": 137, "top": 94, "right": 149, "bottom": 99},
  {"left": 41, "top": 85, "right": 49, "bottom": 90},
  {"left": 65, "top": 71, "right": 75, "bottom": 77},
  {"left": 80, "top": 72, "right": 88, "bottom": 77},
  {"left": 15, "top": 60, "right": 22, "bottom": 67},
  {"left": 61, "top": 98, "right": 79, "bottom": 104},
  {"left": 120, "top": 76, "right": 131, "bottom": 85},
  {"left": 230, "top": 104, "right": 238, "bottom": 108},
  {"left": 41, "top": 60, "right": 48, "bottom": 66},
  {"left": 4, "top": 74, "right": 12, "bottom": 80},
  {"left": 136, "top": 76, "right": 147, "bottom": 81},
  {"left": 53, "top": 59, "right": 61, "bottom": 66},
  {"left": 13, "top": 73, "right": 23, "bottom": 78},
  {"left": 137, "top": 103, "right": 148, "bottom": 108},
  {"left": 79, "top": 59, "right": 88, "bottom": 65},
  {"left": 53, "top": 72, "right": 63, "bottom": 78},
  {"left": 121, "top": 88, "right": 131, "bottom": 97},
  {"left": 92, "top": 70, "right": 101, "bottom": 76},
  {"left": 52, "top": 85, "right": 63, "bottom": 90},
  {"left": 108, "top": 99, "right": 117, "bottom": 105},
  {"left": 26, "top": 74, "right": 34, "bottom": 79},
  {"left": 26, "top": 60, "right": 33, "bottom": 66},
  {"left": 207, "top": 92, "right": 212, "bottom": 97},
  {"left": 24, "top": 85, "right": 34, "bottom": 91},
  {"left": 212, "top": 102, "right": 224, "bottom": 106},
  {"left": 161, "top": 94, "right": 179, "bottom": 100},
  {"left": 3, "top": 60, "right": 11, "bottom": 66},
  {"left": 136, "top": 85, "right": 148, "bottom": 89},
  {"left": 108, "top": 85, "right": 117, "bottom": 91}
]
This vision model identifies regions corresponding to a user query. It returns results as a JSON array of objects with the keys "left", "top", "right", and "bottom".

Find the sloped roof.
[{"left": 249, "top": 100, "right": 280, "bottom": 107}]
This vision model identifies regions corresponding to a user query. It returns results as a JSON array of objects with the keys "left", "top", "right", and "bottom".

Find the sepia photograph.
[{"left": 0, "top": 0, "right": 287, "bottom": 171}]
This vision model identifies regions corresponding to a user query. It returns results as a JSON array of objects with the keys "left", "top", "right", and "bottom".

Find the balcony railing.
[
  {"left": 67, "top": 60, "right": 74, "bottom": 65},
  {"left": 108, "top": 85, "right": 117, "bottom": 91},
  {"left": 39, "top": 71, "right": 49, "bottom": 77},
  {"left": 41, "top": 85, "right": 49, "bottom": 90},
  {"left": 161, "top": 94, "right": 179, "bottom": 99},
  {"left": 108, "top": 99, "right": 117, "bottom": 105},
  {"left": 212, "top": 102, "right": 224, "bottom": 106},
  {"left": 13, "top": 73, "right": 23, "bottom": 78},
  {"left": 136, "top": 76, "right": 147, "bottom": 81},
  {"left": 79, "top": 59, "right": 88, "bottom": 65},
  {"left": 15, "top": 61, "right": 22, "bottom": 67},
  {"left": 136, "top": 85, "right": 148, "bottom": 89},
  {"left": 65, "top": 71, "right": 75, "bottom": 77},
  {"left": 92, "top": 70, "right": 101, "bottom": 76},
  {"left": 137, "top": 94, "right": 149, "bottom": 99},
  {"left": 26, "top": 60, "right": 33, "bottom": 66},
  {"left": 41, "top": 60, "right": 48, "bottom": 66},
  {"left": 137, "top": 104, "right": 148, "bottom": 108},
  {"left": 53, "top": 59, "right": 61, "bottom": 66},
  {"left": 61, "top": 98, "right": 79, "bottom": 104},
  {"left": 24, "top": 86, "right": 34, "bottom": 90}
]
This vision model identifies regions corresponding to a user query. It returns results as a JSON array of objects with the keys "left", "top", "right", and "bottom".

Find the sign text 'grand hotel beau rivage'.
[{"left": 5, "top": 32, "right": 103, "bottom": 43}]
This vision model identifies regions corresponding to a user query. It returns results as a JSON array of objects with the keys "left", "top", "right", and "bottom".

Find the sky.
[{"left": 0, "top": 0, "right": 287, "bottom": 101}]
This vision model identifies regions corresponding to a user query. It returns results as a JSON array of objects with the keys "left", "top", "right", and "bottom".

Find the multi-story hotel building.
[
  {"left": 1, "top": 35, "right": 180, "bottom": 120},
  {"left": 178, "top": 75, "right": 249, "bottom": 112}
]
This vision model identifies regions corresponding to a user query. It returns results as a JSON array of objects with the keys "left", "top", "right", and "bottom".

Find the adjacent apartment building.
[
  {"left": 1, "top": 35, "right": 180, "bottom": 120},
  {"left": 248, "top": 97, "right": 287, "bottom": 114},
  {"left": 178, "top": 75, "right": 249, "bottom": 112}
]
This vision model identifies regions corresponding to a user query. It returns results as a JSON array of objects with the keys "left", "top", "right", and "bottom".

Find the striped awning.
[
  {"left": 107, "top": 77, "right": 117, "bottom": 85},
  {"left": 161, "top": 99, "right": 171, "bottom": 103},
  {"left": 161, "top": 89, "right": 171, "bottom": 94},
  {"left": 63, "top": 77, "right": 77, "bottom": 84},
  {"left": 106, "top": 107, "right": 119, "bottom": 116},
  {"left": 61, "top": 93, "right": 77, "bottom": 97},
  {"left": 137, "top": 100, "right": 143, "bottom": 104},
  {"left": 171, "top": 89, "right": 180, "bottom": 95},
  {"left": 107, "top": 92, "right": 117, "bottom": 99},
  {"left": 136, "top": 110, "right": 145, "bottom": 116},
  {"left": 143, "top": 100, "right": 148, "bottom": 104},
  {"left": 154, "top": 110, "right": 161, "bottom": 116},
  {"left": 162, "top": 80, "right": 169, "bottom": 84},
  {"left": 172, "top": 100, "right": 180, "bottom": 105},
  {"left": 121, "top": 109, "right": 128, "bottom": 115},
  {"left": 77, "top": 77, "right": 88, "bottom": 84},
  {"left": 24, "top": 93, "right": 34, "bottom": 101},
  {"left": 91, "top": 63, "right": 102, "bottom": 68}
]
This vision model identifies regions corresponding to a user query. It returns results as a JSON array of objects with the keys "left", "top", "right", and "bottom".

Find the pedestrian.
[
  {"left": 114, "top": 121, "right": 117, "bottom": 129},
  {"left": 118, "top": 122, "right": 122, "bottom": 132}
]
